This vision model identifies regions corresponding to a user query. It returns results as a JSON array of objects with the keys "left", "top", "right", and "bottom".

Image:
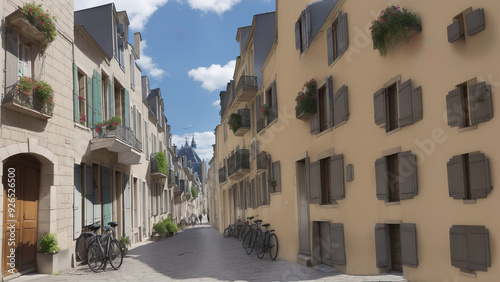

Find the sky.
[{"left": 74, "top": 0, "right": 276, "bottom": 161}]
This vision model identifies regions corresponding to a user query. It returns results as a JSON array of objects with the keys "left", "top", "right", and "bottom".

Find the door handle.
[{"left": 23, "top": 212, "right": 26, "bottom": 220}]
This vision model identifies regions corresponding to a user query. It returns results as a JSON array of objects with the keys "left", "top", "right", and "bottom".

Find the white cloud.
[
  {"left": 137, "top": 40, "right": 167, "bottom": 80},
  {"left": 188, "top": 60, "right": 235, "bottom": 92},
  {"left": 172, "top": 131, "right": 215, "bottom": 161},
  {"left": 183, "top": 0, "right": 242, "bottom": 15},
  {"left": 74, "top": 0, "right": 168, "bottom": 31},
  {"left": 212, "top": 100, "right": 220, "bottom": 107}
]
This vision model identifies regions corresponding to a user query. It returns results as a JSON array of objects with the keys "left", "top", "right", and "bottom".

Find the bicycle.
[
  {"left": 255, "top": 223, "right": 279, "bottom": 260},
  {"left": 244, "top": 219, "right": 263, "bottom": 255},
  {"left": 86, "top": 222, "right": 124, "bottom": 272},
  {"left": 241, "top": 216, "right": 256, "bottom": 249},
  {"left": 75, "top": 223, "right": 101, "bottom": 263}
]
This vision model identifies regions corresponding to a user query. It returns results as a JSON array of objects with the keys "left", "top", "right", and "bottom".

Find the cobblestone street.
[{"left": 13, "top": 224, "right": 406, "bottom": 282}]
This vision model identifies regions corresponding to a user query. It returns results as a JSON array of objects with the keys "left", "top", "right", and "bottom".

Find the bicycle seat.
[
  {"left": 247, "top": 216, "right": 254, "bottom": 220},
  {"left": 108, "top": 221, "right": 118, "bottom": 227},
  {"left": 254, "top": 220, "right": 262, "bottom": 223},
  {"left": 89, "top": 224, "right": 100, "bottom": 231},
  {"left": 262, "top": 223, "right": 270, "bottom": 228}
]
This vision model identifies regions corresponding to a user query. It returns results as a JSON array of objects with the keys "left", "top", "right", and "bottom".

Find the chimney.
[{"left": 134, "top": 32, "right": 142, "bottom": 59}]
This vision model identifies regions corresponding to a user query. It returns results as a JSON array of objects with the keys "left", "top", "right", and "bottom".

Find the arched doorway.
[{"left": 2, "top": 154, "right": 40, "bottom": 275}]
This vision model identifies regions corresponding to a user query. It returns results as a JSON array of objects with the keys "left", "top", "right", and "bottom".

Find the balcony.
[
  {"left": 174, "top": 178, "right": 185, "bottom": 196},
  {"left": 2, "top": 88, "right": 53, "bottom": 120},
  {"left": 257, "top": 117, "right": 266, "bottom": 133},
  {"left": 267, "top": 105, "right": 278, "bottom": 124},
  {"left": 6, "top": 10, "right": 49, "bottom": 46},
  {"left": 235, "top": 76, "right": 258, "bottom": 103},
  {"left": 150, "top": 153, "right": 167, "bottom": 179},
  {"left": 167, "top": 169, "right": 175, "bottom": 187},
  {"left": 257, "top": 151, "right": 268, "bottom": 172},
  {"left": 218, "top": 166, "right": 227, "bottom": 183},
  {"left": 91, "top": 125, "right": 142, "bottom": 165},
  {"left": 228, "top": 149, "right": 250, "bottom": 180},
  {"left": 230, "top": 109, "right": 251, "bottom": 136}
]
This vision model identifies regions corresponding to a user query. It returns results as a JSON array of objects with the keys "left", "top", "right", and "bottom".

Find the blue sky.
[{"left": 74, "top": 0, "right": 276, "bottom": 161}]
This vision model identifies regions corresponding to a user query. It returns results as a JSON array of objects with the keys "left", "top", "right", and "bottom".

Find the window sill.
[
  {"left": 463, "top": 199, "right": 476, "bottom": 205},
  {"left": 333, "top": 120, "right": 347, "bottom": 129},
  {"left": 74, "top": 123, "right": 91, "bottom": 132},
  {"left": 458, "top": 125, "right": 477, "bottom": 133},
  {"left": 316, "top": 127, "right": 333, "bottom": 138},
  {"left": 459, "top": 270, "right": 476, "bottom": 278},
  {"left": 385, "top": 127, "right": 402, "bottom": 136},
  {"left": 384, "top": 201, "right": 400, "bottom": 206},
  {"left": 319, "top": 203, "right": 338, "bottom": 208}
]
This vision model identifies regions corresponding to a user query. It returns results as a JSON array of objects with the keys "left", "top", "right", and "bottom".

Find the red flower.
[{"left": 41, "top": 22, "right": 44, "bottom": 25}]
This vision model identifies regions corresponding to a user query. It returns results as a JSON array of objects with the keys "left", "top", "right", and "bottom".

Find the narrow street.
[{"left": 12, "top": 223, "right": 406, "bottom": 282}]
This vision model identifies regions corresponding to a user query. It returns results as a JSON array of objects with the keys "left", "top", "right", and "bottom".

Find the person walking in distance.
[{"left": 199, "top": 214, "right": 203, "bottom": 225}]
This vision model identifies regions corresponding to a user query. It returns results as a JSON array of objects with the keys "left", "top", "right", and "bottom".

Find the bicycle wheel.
[
  {"left": 223, "top": 227, "right": 230, "bottom": 238},
  {"left": 87, "top": 243, "right": 104, "bottom": 272},
  {"left": 256, "top": 233, "right": 265, "bottom": 259},
  {"left": 109, "top": 239, "right": 124, "bottom": 270},
  {"left": 242, "top": 230, "right": 252, "bottom": 250},
  {"left": 75, "top": 235, "right": 86, "bottom": 262},
  {"left": 245, "top": 230, "right": 255, "bottom": 255},
  {"left": 268, "top": 233, "right": 279, "bottom": 261}
]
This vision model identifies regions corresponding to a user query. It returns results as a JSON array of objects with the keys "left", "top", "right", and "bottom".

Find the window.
[
  {"left": 295, "top": 9, "right": 309, "bottom": 53},
  {"left": 270, "top": 161, "right": 281, "bottom": 193},
  {"left": 77, "top": 71, "right": 87, "bottom": 126},
  {"left": 450, "top": 225, "right": 490, "bottom": 272},
  {"left": 102, "top": 75, "right": 109, "bottom": 120},
  {"left": 309, "top": 154, "right": 345, "bottom": 204},
  {"left": 447, "top": 8, "right": 485, "bottom": 43},
  {"left": 130, "top": 54, "right": 136, "bottom": 90},
  {"left": 320, "top": 158, "right": 331, "bottom": 204},
  {"left": 446, "top": 79, "right": 492, "bottom": 129},
  {"left": 375, "top": 151, "right": 418, "bottom": 202},
  {"left": 447, "top": 152, "right": 492, "bottom": 200},
  {"left": 374, "top": 78, "right": 422, "bottom": 132},
  {"left": 318, "top": 86, "right": 328, "bottom": 132},
  {"left": 327, "top": 11, "right": 349, "bottom": 65},
  {"left": 375, "top": 223, "right": 418, "bottom": 270},
  {"left": 260, "top": 171, "right": 269, "bottom": 205},
  {"left": 256, "top": 94, "right": 265, "bottom": 133},
  {"left": 265, "top": 81, "right": 278, "bottom": 124},
  {"left": 18, "top": 42, "right": 31, "bottom": 77}
]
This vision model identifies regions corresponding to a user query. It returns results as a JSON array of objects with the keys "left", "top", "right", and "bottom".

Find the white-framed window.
[{"left": 18, "top": 42, "right": 31, "bottom": 78}]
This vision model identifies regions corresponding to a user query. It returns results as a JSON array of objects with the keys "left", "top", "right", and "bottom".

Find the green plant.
[
  {"left": 370, "top": 6, "right": 422, "bottom": 56},
  {"left": 165, "top": 220, "right": 178, "bottom": 234},
  {"left": 21, "top": 1, "right": 57, "bottom": 42},
  {"left": 39, "top": 233, "right": 60, "bottom": 254},
  {"left": 16, "top": 76, "right": 33, "bottom": 97},
  {"left": 269, "top": 178, "right": 278, "bottom": 188},
  {"left": 261, "top": 104, "right": 270, "bottom": 116},
  {"left": 118, "top": 236, "right": 130, "bottom": 249},
  {"left": 295, "top": 79, "right": 317, "bottom": 114},
  {"left": 153, "top": 221, "right": 167, "bottom": 237},
  {"left": 191, "top": 186, "right": 197, "bottom": 198},
  {"left": 155, "top": 152, "right": 167, "bottom": 175},
  {"left": 95, "top": 116, "right": 122, "bottom": 132},
  {"left": 34, "top": 80, "right": 54, "bottom": 109},
  {"left": 228, "top": 113, "right": 242, "bottom": 133},
  {"left": 79, "top": 114, "right": 86, "bottom": 125}
]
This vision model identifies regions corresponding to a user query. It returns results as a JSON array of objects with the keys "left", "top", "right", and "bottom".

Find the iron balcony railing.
[
  {"left": 257, "top": 151, "right": 268, "bottom": 171},
  {"left": 3, "top": 88, "right": 53, "bottom": 116},
  {"left": 237, "top": 108, "right": 251, "bottom": 129},
  {"left": 257, "top": 117, "right": 266, "bottom": 133},
  {"left": 228, "top": 149, "right": 250, "bottom": 177},
  {"left": 93, "top": 125, "right": 142, "bottom": 152},
  {"left": 267, "top": 105, "right": 277, "bottom": 124},
  {"left": 218, "top": 166, "right": 227, "bottom": 183},
  {"left": 235, "top": 76, "right": 258, "bottom": 97}
]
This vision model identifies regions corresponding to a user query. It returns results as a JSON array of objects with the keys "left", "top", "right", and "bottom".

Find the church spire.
[{"left": 191, "top": 136, "right": 197, "bottom": 149}]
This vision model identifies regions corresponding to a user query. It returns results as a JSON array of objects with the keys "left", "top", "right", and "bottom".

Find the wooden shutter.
[
  {"left": 398, "top": 151, "right": 418, "bottom": 200},
  {"left": 309, "top": 161, "right": 321, "bottom": 204},
  {"left": 468, "top": 152, "right": 492, "bottom": 199},
  {"left": 73, "top": 63, "right": 79, "bottom": 122},
  {"left": 102, "top": 167, "right": 112, "bottom": 226},
  {"left": 331, "top": 154, "right": 345, "bottom": 200},
  {"left": 334, "top": 85, "right": 349, "bottom": 127},
  {"left": 373, "top": 88, "right": 387, "bottom": 125},
  {"left": 245, "top": 178, "right": 251, "bottom": 208},
  {"left": 336, "top": 12, "right": 349, "bottom": 57},
  {"left": 124, "top": 88, "right": 130, "bottom": 128},
  {"left": 74, "top": 164, "right": 83, "bottom": 239},
  {"left": 301, "top": 12, "right": 308, "bottom": 52},
  {"left": 310, "top": 88, "right": 320, "bottom": 134},
  {"left": 446, "top": 87, "right": 464, "bottom": 128},
  {"left": 375, "top": 157, "right": 389, "bottom": 201},
  {"left": 85, "top": 165, "right": 94, "bottom": 225},
  {"left": 272, "top": 161, "right": 281, "bottom": 193},
  {"left": 398, "top": 79, "right": 414, "bottom": 127},
  {"left": 124, "top": 173, "right": 131, "bottom": 236},
  {"left": 330, "top": 223, "right": 346, "bottom": 265},
  {"left": 447, "top": 155, "right": 467, "bottom": 199},
  {"left": 118, "top": 36, "right": 125, "bottom": 70},
  {"left": 327, "top": 26, "right": 334, "bottom": 65},
  {"left": 466, "top": 8, "right": 485, "bottom": 36},
  {"left": 346, "top": 164, "right": 354, "bottom": 182},
  {"left": 262, "top": 171, "right": 269, "bottom": 205},
  {"left": 305, "top": 157, "right": 311, "bottom": 203},
  {"left": 375, "top": 223, "right": 390, "bottom": 267},
  {"left": 447, "top": 20, "right": 463, "bottom": 43},
  {"left": 5, "top": 28, "right": 18, "bottom": 98},
  {"left": 326, "top": 75, "right": 334, "bottom": 128},
  {"left": 401, "top": 223, "right": 418, "bottom": 267},
  {"left": 109, "top": 77, "right": 115, "bottom": 117},
  {"left": 295, "top": 21, "right": 301, "bottom": 50},
  {"left": 252, "top": 178, "right": 257, "bottom": 209},
  {"left": 450, "top": 225, "right": 469, "bottom": 269},
  {"left": 93, "top": 70, "right": 102, "bottom": 123},
  {"left": 305, "top": 8, "right": 311, "bottom": 49},
  {"left": 93, "top": 168, "right": 101, "bottom": 224},
  {"left": 87, "top": 77, "right": 93, "bottom": 127},
  {"left": 469, "top": 82, "right": 493, "bottom": 125},
  {"left": 467, "top": 226, "right": 491, "bottom": 271},
  {"left": 320, "top": 221, "right": 332, "bottom": 265},
  {"left": 412, "top": 86, "right": 423, "bottom": 123},
  {"left": 271, "top": 80, "right": 278, "bottom": 119}
]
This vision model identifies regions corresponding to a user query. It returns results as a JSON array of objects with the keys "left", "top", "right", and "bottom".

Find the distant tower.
[
  {"left": 191, "top": 136, "right": 197, "bottom": 149},
  {"left": 184, "top": 138, "right": 189, "bottom": 148}
]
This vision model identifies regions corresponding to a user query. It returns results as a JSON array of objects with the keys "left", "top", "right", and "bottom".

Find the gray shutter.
[
  {"left": 447, "top": 155, "right": 467, "bottom": 199},
  {"left": 398, "top": 79, "right": 414, "bottom": 127},
  {"left": 469, "top": 82, "right": 493, "bottom": 125},
  {"left": 446, "top": 87, "right": 464, "bottom": 128},
  {"left": 87, "top": 77, "right": 93, "bottom": 127},
  {"left": 118, "top": 36, "right": 125, "bottom": 70},
  {"left": 74, "top": 164, "right": 82, "bottom": 239},
  {"left": 447, "top": 20, "right": 463, "bottom": 43},
  {"left": 327, "top": 75, "right": 334, "bottom": 128},
  {"left": 272, "top": 161, "right": 281, "bottom": 193},
  {"left": 124, "top": 173, "right": 131, "bottom": 236},
  {"left": 467, "top": 226, "right": 491, "bottom": 271},
  {"left": 271, "top": 80, "right": 278, "bottom": 119},
  {"left": 320, "top": 221, "right": 332, "bottom": 265},
  {"left": 401, "top": 223, "right": 418, "bottom": 267},
  {"left": 305, "top": 8, "right": 311, "bottom": 49},
  {"left": 466, "top": 8, "right": 485, "bottom": 36},
  {"left": 334, "top": 85, "right": 349, "bottom": 126},
  {"left": 336, "top": 12, "right": 349, "bottom": 56},
  {"left": 327, "top": 26, "right": 334, "bottom": 65},
  {"left": 346, "top": 164, "right": 354, "bottom": 182},
  {"left": 309, "top": 161, "right": 321, "bottom": 204},
  {"left": 262, "top": 171, "right": 269, "bottom": 205},
  {"left": 375, "top": 223, "right": 390, "bottom": 267},
  {"left": 468, "top": 152, "right": 492, "bottom": 199},
  {"left": 5, "top": 28, "right": 18, "bottom": 98},
  {"left": 412, "top": 86, "right": 423, "bottom": 123},
  {"left": 85, "top": 165, "right": 94, "bottom": 225},
  {"left": 398, "top": 151, "right": 418, "bottom": 200},
  {"left": 450, "top": 225, "right": 469, "bottom": 269},
  {"left": 73, "top": 63, "right": 79, "bottom": 122},
  {"left": 374, "top": 88, "right": 387, "bottom": 125},
  {"left": 375, "top": 157, "right": 389, "bottom": 201},
  {"left": 305, "top": 157, "right": 311, "bottom": 204},
  {"left": 295, "top": 21, "right": 301, "bottom": 50},
  {"left": 331, "top": 154, "right": 345, "bottom": 200},
  {"left": 330, "top": 223, "right": 346, "bottom": 265},
  {"left": 310, "top": 88, "right": 320, "bottom": 134},
  {"left": 301, "top": 12, "right": 308, "bottom": 52}
]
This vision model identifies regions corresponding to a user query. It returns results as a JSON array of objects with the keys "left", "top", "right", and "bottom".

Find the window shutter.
[
  {"left": 466, "top": 8, "right": 485, "bottom": 36},
  {"left": 400, "top": 223, "right": 418, "bottom": 267},
  {"left": 398, "top": 151, "right": 418, "bottom": 200},
  {"left": 310, "top": 88, "right": 320, "bottom": 134},
  {"left": 252, "top": 178, "right": 257, "bottom": 209},
  {"left": 346, "top": 164, "right": 354, "bottom": 182},
  {"left": 468, "top": 152, "right": 492, "bottom": 199},
  {"left": 336, "top": 12, "right": 349, "bottom": 57},
  {"left": 85, "top": 165, "right": 94, "bottom": 225},
  {"left": 330, "top": 223, "right": 346, "bottom": 265},
  {"left": 73, "top": 63, "right": 79, "bottom": 122},
  {"left": 305, "top": 8, "right": 311, "bottom": 49},
  {"left": 398, "top": 79, "right": 414, "bottom": 127},
  {"left": 327, "top": 26, "right": 334, "bottom": 65},
  {"left": 262, "top": 171, "right": 269, "bottom": 205},
  {"left": 469, "top": 82, "right": 493, "bottom": 125},
  {"left": 305, "top": 157, "right": 311, "bottom": 203},
  {"left": 447, "top": 20, "right": 463, "bottom": 43},
  {"left": 256, "top": 94, "right": 263, "bottom": 126},
  {"left": 118, "top": 36, "right": 125, "bottom": 70},
  {"left": 87, "top": 77, "right": 93, "bottom": 127},
  {"left": 124, "top": 88, "right": 130, "bottom": 128},
  {"left": 109, "top": 77, "right": 115, "bottom": 117},
  {"left": 375, "top": 223, "right": 390, "bottom": 267},
  {"left": 450, "top": 225, "right": 469, "bottom": 269},
  {"left": 73, "top": 164, "right": 82, "bottom": 239},
  {"left": 412, "top": 86, "right": 423, "bottom": 123},
  {"left": 102, "top": 167, "right": 112, "bottom": 226},
  {"left": 124, "top": 173, "right": 131, "bottom": 236},
  {"left": 309, "top": 161, "right": 321, "bottom": 204},
  {"left": 447, "top": 155, "right": 467, "bottom": 199},
  {"left": 272, "top": 161, "right": 281, "bottom": 193},
  {"left": 245, "top": 178, "right": 251, "bottom": 208},
  {"left": 327, "top": 75, "right": 334, "bottom": 128},
  {"left": 295, "top": 21, "right": 301, "bottom": 50},
  {"left": 271, "top": 80, "right": 278, "bottom": 119},
  {"left": 93, "top": 70, "right": 102, "bottom": 123},
  {"left": 446, "top": 87, "right": 464, "bottom": 128},
  {"left": 375, "top": 157, "right": 389, "bottom": 201},
  {"left": 331, "top": 154, "right": 345, "bottom": 200},
  {"left": 5, "top": 28, "right": 18, "bottom": 98},
  {"left": 301, "top": 12, "right": 308, "bottom": 52},
  {"left": 334, "top": 85, "right": 349, "bottom": 127},
  {"left": 373, "top": 88, "right": 387, "bottom": 125},
  {"left": 467, "top": 226, "right": 491, "bottom": 271}
]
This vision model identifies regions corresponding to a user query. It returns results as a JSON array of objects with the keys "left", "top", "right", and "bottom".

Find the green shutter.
[
  {"left": 272, "top": 161, "right": 281, "bottom": 193},
  {"left": 93, "top": 70, "right": 102, "bottom": 123},
  {"left": 87, "top": 77, "right": 93, "bottom": 127},
  {"left": 109, "top": 77, "right": 115, "bottom": 117},
  {"left": 85, "top": 165, "right": 94, "bottom": 225},
  {"left": 73, "top": 63, "right": 79, "bottom": 122},
  {"left": 124, "top": 88, "right": 130, "bottom": 128},
  {"left": 102, "top": 167, "right": 111, "bottom": 226}
]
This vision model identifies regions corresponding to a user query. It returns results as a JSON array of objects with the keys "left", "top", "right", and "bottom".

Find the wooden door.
[
  {"left": 297, "top": 159, "right": 311, "bottom": 256},
  {"left": 3, "top": 155, "right": 40, "bottom": 275}
]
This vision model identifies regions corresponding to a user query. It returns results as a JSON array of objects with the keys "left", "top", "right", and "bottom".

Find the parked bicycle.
[
  {"left": 86, "top": 222, "right": 124, "bottom": 272},
  {"left": 241, "top": 216, "right": 255, "bottom": 248},
  {"left": 243, "top": 219, "right": 263, "bottom": 255},
  {"left": 75, "top": 223, "right": 101, "bottom": 263},
  {"left": 254, "top": 223, "right": 278, "bottom": 260}
]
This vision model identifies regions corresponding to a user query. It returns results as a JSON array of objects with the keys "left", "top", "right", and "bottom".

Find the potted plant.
[
  {"left": 21, "top": 1, "right": 57, "bottom": 42},
  {"left": 269, "top": 179, "right": 278, "bottom": 188},
  {"left": 15, "top": 76, "right": 34, "bottom": 107},
  {"left": 119, "top": 236, "right": 130, "bottom": 255},
  {"left": 261, "top": 104, "right": 270, "bottom": 116},
  {"left": 95, "top": 116, "right": 122, "bottom": 133},
  {"left": 155, "top": 152, "right": 167, "bottom": 175},
  {"left": 79, "top": 114, "right": 86, "bottom": 125},
  {"left": 33, "top": 80, "right": 54, "bottom": 111},
  {"left": 191, "top": 186, "right": 197, "bottom": 198},
  {"left": 153, "top": 221, "right": 167, "bottom": 240},
  {"left": 295, "top": 79, "right": 317, "bottom": 120},
  {"left": 228, "top": 113, "right": 242, "bottom": 133},
  {"left": 37, "top": 233, "right": 60, "bottom": 274},
  {"left": 370, "top": 5, "right": 422, "bottom": 56}
]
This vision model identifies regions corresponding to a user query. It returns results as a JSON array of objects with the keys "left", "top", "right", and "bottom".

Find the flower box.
[
  {"left": 296, "top": 106, "right": 315, "bottom": 121},
  {"left": 6, "top": 9, "right": 48, "bottom": 45},
  {"left": 295, "top": 79, "right": 317, "bottom": 121}
]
